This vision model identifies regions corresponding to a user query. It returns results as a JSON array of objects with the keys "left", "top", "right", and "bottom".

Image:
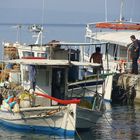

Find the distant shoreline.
[{"left": 0, "top": 23, "right": 86, "bottom": 27}]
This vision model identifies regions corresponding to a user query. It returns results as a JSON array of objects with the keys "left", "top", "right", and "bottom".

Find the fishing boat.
[
  {"left": 0, "top": 57, "right": 80, "bottom": 137},
  {"left": 85, "top": 0, "right": 140, "bottom": 103},
  {"left": 1, "top": 40, "right": 81, "bottom": 136}
]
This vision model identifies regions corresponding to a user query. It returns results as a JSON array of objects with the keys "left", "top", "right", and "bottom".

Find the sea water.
[{"left": 0, "top": 24, "right": 140, "bottom": 140}]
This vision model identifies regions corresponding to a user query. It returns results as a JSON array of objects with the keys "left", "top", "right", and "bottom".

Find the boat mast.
[
  {"left": 119, "top": 0, "right": 124, "bottom": 21},
  {"left": 41, "top": 0, "right": 45, "bottom": 46},
  {"left": 105, "top": 0, "right": 108, "bottom": 22},
  {"left": 130, "top": 0, "right": 135, "bottom": 22}
]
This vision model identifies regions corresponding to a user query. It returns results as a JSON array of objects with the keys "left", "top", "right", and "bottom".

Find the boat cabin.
[{"left": 4, "top": 41, "right": 101, "bottom": 105}]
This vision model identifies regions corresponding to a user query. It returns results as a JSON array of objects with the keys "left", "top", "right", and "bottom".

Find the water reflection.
[
  {"left": 110, "top": 104, "right": 140, "bottom": 140},
  {"left": 79, "top": 103, "right": 140, "bottom": 140},
  {"left": 0, "top": 126, "right": 75, "bottom": 140}
]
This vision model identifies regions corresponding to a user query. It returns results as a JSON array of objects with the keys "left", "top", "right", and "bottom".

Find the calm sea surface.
[
  {"left": 0, "top": 24, "right": 140, "bottom": 140},
  {"left": 78, "top": 103, "right": 140, "bottom": 140}
]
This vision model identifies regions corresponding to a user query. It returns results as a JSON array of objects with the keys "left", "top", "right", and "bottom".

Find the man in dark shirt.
[{"left": 129, "top": 35, "right": 140, "bottom": 74}]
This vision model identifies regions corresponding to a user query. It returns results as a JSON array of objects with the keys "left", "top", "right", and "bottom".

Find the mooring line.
[
  {"left": 75, "top": 129, "right": 82, "bottom": 140},
  {"left": 103, "top": 113, "right": 117, "bottom": 130}
]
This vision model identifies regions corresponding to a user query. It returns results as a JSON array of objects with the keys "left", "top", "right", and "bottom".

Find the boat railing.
[
  {"left": 67, "top": 81, "right": 94, "bottom": 98},
  {"left": 20, "top": 106, "right": 64, "bottom": 112}
]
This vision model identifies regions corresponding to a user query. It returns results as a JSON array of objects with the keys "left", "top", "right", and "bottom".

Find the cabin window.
[
  {"left": 37, "top": 53, "right": 47, "bottom": 58},
  {"left": 23, "top": 51, "right": 34, "bottom": 57}
]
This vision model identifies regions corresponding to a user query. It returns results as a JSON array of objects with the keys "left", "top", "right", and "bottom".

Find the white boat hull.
[{"left": 0, "top": 105, "right": 76, "bottom": 136}]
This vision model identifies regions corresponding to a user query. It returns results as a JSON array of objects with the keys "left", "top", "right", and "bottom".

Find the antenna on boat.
[
  {"left": 28, "top": 0, "right": 46, "bottom": 45},
  {"left": 12, "top": 24, "right": 22, "bottom": 43}
]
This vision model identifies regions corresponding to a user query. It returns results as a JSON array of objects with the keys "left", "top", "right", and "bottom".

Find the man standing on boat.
[
  {"left": 129, "top": 35, "right": 140, "bottom": 74},
  {"left": 89, "top": 47, "right": 103, "bottom": 74}
]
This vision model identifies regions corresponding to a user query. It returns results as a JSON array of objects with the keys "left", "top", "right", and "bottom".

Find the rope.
[
  {"left": 75, "top": 129, "right": 82, "bottom": 140},
  {"left": 103, "top": 113, "right": 117, "bottom": 130}
]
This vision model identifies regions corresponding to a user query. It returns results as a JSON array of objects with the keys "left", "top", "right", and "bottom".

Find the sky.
[{"left": 0, "top": 0, "right": 139, "bottom": 24}]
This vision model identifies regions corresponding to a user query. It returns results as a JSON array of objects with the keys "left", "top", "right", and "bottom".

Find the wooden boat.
[
  {"left": 3, "top": 55, "right": 104, "bottom": 130},
  {"left": 0, "top": 103, "right": 77, "bottom": 136}
]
